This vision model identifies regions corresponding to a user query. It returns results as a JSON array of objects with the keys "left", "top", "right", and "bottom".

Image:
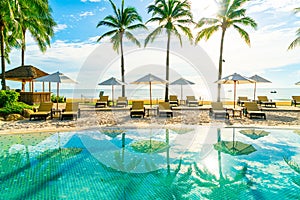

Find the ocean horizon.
[{"left": 43, "top": 87, "right": 299, "bottom": 101}]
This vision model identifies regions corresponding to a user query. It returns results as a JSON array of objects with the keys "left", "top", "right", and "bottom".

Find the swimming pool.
[{"left": 0, "top": 127, "right": 299, "bottom": 199}]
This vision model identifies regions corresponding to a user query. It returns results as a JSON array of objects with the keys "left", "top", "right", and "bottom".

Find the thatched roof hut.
[{"left": 0, "top": 65, "right": 48, "bottom": 81}]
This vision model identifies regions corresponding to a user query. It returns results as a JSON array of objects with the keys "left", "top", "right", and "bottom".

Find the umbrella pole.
[
  {"left": 181, "top": 85, "right": 183, "bottom": 101},
  {"left": 253, "top": 82, "right": 257, "bottom": 101},
  {"left": 57, "top": 82, "right": 59, "bottom": 110},
  {"left": 234, "top": 81, "right": 236, "bottom": 109},
  {"left": 112, "top": 85, "right": 114, "bottom": 107},
  {"left": 150, "top": 81, "right": 152, "bottom": 108}
]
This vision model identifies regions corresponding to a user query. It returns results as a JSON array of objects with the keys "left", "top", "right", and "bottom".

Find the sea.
[{"left": 44, "top": 87, "right": 299, "bottom": 101}]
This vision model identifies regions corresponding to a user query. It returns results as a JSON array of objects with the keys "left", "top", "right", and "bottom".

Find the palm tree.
[
  {"left": 288, "top": 7, "right": 300, "bottom": 50},
  {"left": 15, "top": 0, "right": 56, "bottom": 66},
  {"left": 97, "top": 0, "right": 146, "bottom": 97},
  {"left": 0, "top": 0, "right": 19, "bottom": 90},
  {"left": 195, "top": 0, "right": 257, "bottom": 102},
  {"left": 145, "top": 0, "right": 193, "bottom": 102}
]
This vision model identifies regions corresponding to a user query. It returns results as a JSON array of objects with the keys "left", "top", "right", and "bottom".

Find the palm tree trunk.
[
  {"left": 217, "top": 29, "right": 226, "bottom": 102},
  {"left": 0, "top": 24, "right": 6, "bottom": 90},
  {"left": 120, "top": 32, "right": 125, "bottom": 97},
  {"left": 21, "top": 28, "right": 26, "bottom": 66},
  {"left": 165, "top": 31, "right": 171, "bottom": 102}
]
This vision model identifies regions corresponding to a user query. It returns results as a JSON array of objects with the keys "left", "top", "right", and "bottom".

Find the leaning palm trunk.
[
  {"left": 217, "top": 29, "right": 226, "bottom": 102},
  {"left": 0, "top": 25, "right": 6, "bottom": 90},
  {"left": 120, "top": 32, "right": 125, "bottom": 97},
  {"left": 165, "top": 31, "right": 171, "bottom": 101},
  {"left": 21, "top": 28, "right": 26, "bottom": 66}
]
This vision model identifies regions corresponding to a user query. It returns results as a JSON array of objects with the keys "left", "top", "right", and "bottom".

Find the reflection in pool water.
[{"left": 0, "top": 127, "right": 300, "bottom": 199}]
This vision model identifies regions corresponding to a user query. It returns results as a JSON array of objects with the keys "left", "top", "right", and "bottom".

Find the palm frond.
[
  {"left": 97, "top": 29, "right": 118, "bottom": 42},
  {"left": 196, "top": 17, "right": 219, "bottom": 28},
  {"left": 228, "top": 9, "right": 246, "bottom": 19},
  {"left": 144, "top": 26, "right": 163, "bottom": 47},
  {"left": 111, "top": 32, "right": 121, "bottom": 53},
  {"left": 233, "top": 24, "right": 251, "bottom": 45},
  {"left": 195, "top": 25, "right": 220, "bottom": 44},
  {"left": 232, "top": 17, "right": 258, "bottom": 29},
  {"left": 125, "top": 31, "right": 141, "bottom": 47},
  {"left": 228, "top": 0, "right": 247, "bottom": 15}
]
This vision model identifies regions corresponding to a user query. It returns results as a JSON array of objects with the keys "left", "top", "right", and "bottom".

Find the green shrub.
[
  {"left": 0, "top": 102, "right": 32, "bottom": 116},
  {"left": 51, "top": 94, "right": 65, "bottom": 103},
  {"left": 0, "top": 90, "right": 19, "bottom": 107}
]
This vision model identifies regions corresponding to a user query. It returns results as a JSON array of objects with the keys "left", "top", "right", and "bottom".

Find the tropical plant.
[
  {"left": 0, "top": 0, "right": 19, "bottom": 90},
  {"left": 195, "top": 0, "right": 257, "bottom": 102},
  {"left": 288, "top": 7, "right": 300, "bottom": 50},
  {"left": 14, "top": 0, "right": 56, "bottom": 66},
  {"left": 96, "top": 0, "right": 146, "bottom": 97},
  {"left": 145, "top": 0, "right": 193, "bottom": 102}
]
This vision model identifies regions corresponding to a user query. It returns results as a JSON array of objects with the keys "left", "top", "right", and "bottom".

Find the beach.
[{"left": 1, "top": 103, "right": 300, "bottom": 134}]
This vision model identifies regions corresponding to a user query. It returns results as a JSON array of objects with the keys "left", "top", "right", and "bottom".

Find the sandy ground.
[{"left": 1, "top": 104, "right": 300, "bottom": 134}]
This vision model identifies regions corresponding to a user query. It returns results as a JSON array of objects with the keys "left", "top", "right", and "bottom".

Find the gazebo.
[{"left": 0, "top": 65, "right": 51, "bottom": 104}]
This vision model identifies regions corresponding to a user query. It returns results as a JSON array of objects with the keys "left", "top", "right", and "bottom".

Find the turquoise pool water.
[{"left": 0, "top": 127, "right": 300, "bottom": 199}]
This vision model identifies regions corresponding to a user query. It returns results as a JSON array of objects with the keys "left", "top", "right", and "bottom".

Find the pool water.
[{"left": 0, "top": 127, "right": 300, "bottom": 199}]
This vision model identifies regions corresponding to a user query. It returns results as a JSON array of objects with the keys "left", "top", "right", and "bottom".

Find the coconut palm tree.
[
  {"left": 195, "top": 0, "right": 257, "bottom": 102},
  {"left": 288, "top": 7, "right": 300, "bottom": 50},
  {"left": 145, "top": 0, "right": 193, "bottom": 102},
  {"left": 0, "top": 0, "right": 19, "bottom": 90},
  {"left": 97, "top": 0, "right": 146, "bottom": 97},
  {"left": 15, "top": 0, "right": 56, "bottom": 66}
]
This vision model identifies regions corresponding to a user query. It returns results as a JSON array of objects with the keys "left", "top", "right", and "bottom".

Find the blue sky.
[{"left": 5, "top": 0, "right": 300, "bottom": 94}]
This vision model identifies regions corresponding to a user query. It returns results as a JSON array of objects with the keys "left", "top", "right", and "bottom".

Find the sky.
[{"left": 5, "top": 0, "right": 300, "bottom": 95}]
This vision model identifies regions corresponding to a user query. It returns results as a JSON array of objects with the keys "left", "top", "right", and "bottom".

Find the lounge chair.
[
  {"left": 158, "top": 102, "right": 173, "bottom": 117},
  {"left": 258, "top": 96, "right": 276, "bottom": 108},
  {"left": 61, "top": 102, "right": 80, "bottom": 120},
  {"left": 244, "top": 102, "right": 266, "bottom": 119},
  {"left": 130, "top": 101, "right": 145, "bottom": 118},
  {"left": 29, "top": 102, "right": 53, "bottom": 121},
  {"left": 169, "top": 95, "right": 179, "bottom": 107},
  {"left": 186, "top": 96, "right": 198, "bottom": 107},
  {"left": 116, "top": 97, "right": 128, "bottom": 107},
  {"left": 95, "top": 96, "right": 109, "bottom": 108},
  {"left": 237, "top": 96, "right": 250, "bottom": 106},
  {"left": 291, "top": 96, "right": 300, "bottom": 107},
  {"left": 210, "top": 102, "right": 229, "bottom": 119}
]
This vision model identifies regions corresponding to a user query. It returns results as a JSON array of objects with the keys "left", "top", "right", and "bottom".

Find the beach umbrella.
[
  {"left": 34, "top": 71, "right": 77, "bottom": 110},
  {"left": 98, "top": 77, "right": 126, "bottom": 106},
  {"left": 216, "top": 73, "right": 255, "bottom": 108},
  {"left": 131, "top": 73, "right": 167, "bottom": 107},
  {"left": 170, "top": 78, "right": 195, "bottom": 100},
  {"left": 214, "top": 128, "right": 256, "bottom": 156},
  {"left": 249, "top": 75, "right": 271, "bottom": 100},
  {"left": 239, "top": 129, "right": 270, "bottom": 140}
]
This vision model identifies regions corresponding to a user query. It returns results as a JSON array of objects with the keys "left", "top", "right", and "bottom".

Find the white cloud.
[
  {"left": 99, "top": 7, "right": 106, "bottom": 12},
  {"left": 54, "top": 24, "right": 67, "bottom": 33},
  {"left": 79, "top": 11, "right": 94, "bottom": 17}
]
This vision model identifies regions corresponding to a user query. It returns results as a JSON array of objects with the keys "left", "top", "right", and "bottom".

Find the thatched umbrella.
[{"left": 0, "top": 65, "right": 49, "bottom": 91}]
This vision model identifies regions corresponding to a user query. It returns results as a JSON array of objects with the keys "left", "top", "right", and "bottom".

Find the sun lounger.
[
  {"left": 237, "top": 96, "right": 250, "bottom": 106},
  {"left": 291, "top": 96, "right": 300, "bottom": 107},
  {"left": 29, "top": 102, "right": 53, "bottom": 121},
  {"left": 61, "top": 102, "right": 80, "bottom": 120},
  {"left": 210, "top": 102, "right": 229, "bottom": 119},
  {"left": 244, "top": 102, "right": 266, "bottom": 119},
  {"left": 169, "top": 95, "right": 179, "bottom": 107},
  {"left": 116, "top": 97, "right": 128, "bottom": 107},
  {"left": 130, "top": 101, "right": 145, "bottom": 118},
  {"left": 257, "top": 96, "right": 276, "bottom": 108},
  {"left": 95, "top": 96, "right": 109, "bottom": 108},
  {"left": 186, "top": 96, "right": 198, "bottom": 107},
  {"left": 158, "top": 102, "right": 173, "bottom": 117}
]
